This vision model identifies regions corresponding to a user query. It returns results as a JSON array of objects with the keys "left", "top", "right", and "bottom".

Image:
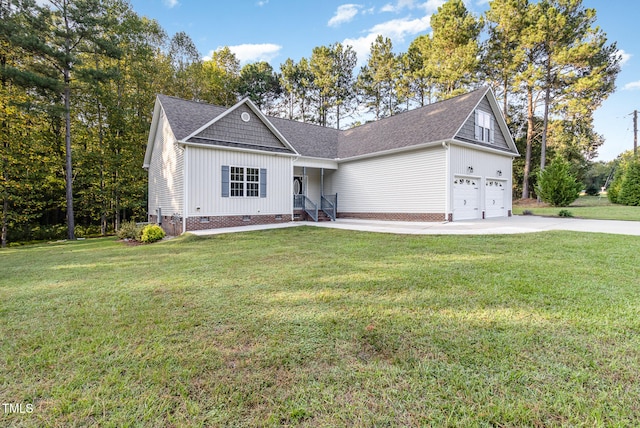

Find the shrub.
[
  {"left": 74, "top": 224, "right": 103, "bottom": 238},
  {"left": 140, "top": 224, "right": 165, "bottom": 243},
  {"left": 585, "top": 183, "right": 600, "bottom": 196},
  {"left": 607, "top": 164, "right": 625, "bottom": 204},
  {"left": 619, "top": 159, "right": 640, "bottom": 206},
  {"left": 558, "top": 209, "right": 573, "bottom": 218},
  {"left": 522, "top": 209, "right": 533, "bottom": 216},
  {"left": 117, "top": 220, "right": 143, "bottom": 241},
  {"left": 536, "top": 157, "right": 582, "bottom": 207}
]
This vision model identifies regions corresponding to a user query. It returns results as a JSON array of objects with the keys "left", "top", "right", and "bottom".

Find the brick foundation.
[
  {"left": 338, "top": 212, "right": 447, "bottom": 222},
  {"left": 149, "top": 214, "right": 183, "bottom": 236},
  {"left": 149, "top": 213, "right": 291, "bottom": 235},
  {"left": 186, "top": 214, "right": 292, "bottom": 232}
]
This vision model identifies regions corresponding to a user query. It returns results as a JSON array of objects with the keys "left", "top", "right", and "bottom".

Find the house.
[{"left": 143, "top": 86, "right": 519, "bottom": 234}]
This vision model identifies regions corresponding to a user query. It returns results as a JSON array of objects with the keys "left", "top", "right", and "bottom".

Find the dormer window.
[{"left": 475, "top": 110, "right": 494, "bottom": 143}]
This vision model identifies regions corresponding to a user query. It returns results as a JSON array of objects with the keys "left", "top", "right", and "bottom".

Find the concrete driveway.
[{"left": 189, "top": 215, "right": 640, "bottom": 236}]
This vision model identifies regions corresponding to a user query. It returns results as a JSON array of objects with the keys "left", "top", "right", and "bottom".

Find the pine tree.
[
  {"left": 405, "top": 35, "right": 435, "bottom": 107},
  {"left": 238, "top": 62, "right": 281, "bottom": 115},
  {"left": 357, "top": 35, "right": 398, "bottom": 120},
  {"left": 0, "top": 0, "right": 122, "bottom": 240},
  {"left": 536, "top": 156, "right": 581, "bottom": 206},
  {"left": 619, "top": 159, "right": 640, "bottom": 206},
  {"left": 201, "top": 47, "right": 240, "bottom": 107},
  {"left": 484, "top": 0, "right": 528, "bottom": 117},
  {"left": 429, "top": 0, "right": 481, "bottom": 99}
]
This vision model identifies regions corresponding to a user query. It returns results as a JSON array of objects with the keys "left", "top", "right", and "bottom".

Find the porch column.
[
  {"left": 302, "top": 167, "right": 307, "bottom": 195},
  {"left": 321, "top": 168, "right": 324, "bottom": 197}
]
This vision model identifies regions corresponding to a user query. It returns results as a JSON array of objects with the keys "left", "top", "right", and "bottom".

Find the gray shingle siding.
[
  {"left": 196, "top": 104, "right": 287, "bottom": 149},
  {"left": 455, "top": 96, "right": 509, "bottom": 150}
]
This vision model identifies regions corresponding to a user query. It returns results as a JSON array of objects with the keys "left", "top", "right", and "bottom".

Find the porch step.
[{"left": 317, "top": 211, "right": 333, "bottom": 222}]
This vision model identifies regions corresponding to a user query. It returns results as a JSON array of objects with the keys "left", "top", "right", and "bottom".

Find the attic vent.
[{"left": 241, "top": 112, "right": 251, "bottom": 122}]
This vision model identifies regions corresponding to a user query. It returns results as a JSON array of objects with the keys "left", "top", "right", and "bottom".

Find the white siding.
[
  {"left": 293, "top": 157, "right": 338, "bottom": 170},
  {"left": 327, "top": 147, "right": 447, "bottom": 213},
  {"left": 449, "top": 144, "right": 513, "bottom": 217},
  {"left": 186, "top": 147, "right": 292, "bottom": 216},
  {"left": 148, "top": 110, "right": 184, "bottom": 217}
]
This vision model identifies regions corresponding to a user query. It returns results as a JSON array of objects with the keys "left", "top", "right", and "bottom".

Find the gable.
[
  {"left": 454, "top": 94, "right": 512, "bottom": 152},
  {"left": 192, "top": 104, "right": 288, "bottom": 151},
  {"left": 337, "top": 88, "right": 492, "bottom": 159}
]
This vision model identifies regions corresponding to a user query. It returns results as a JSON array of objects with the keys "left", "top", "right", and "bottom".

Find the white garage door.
[
  {"left": 485, "top": 179, "right": 506, "bottom": 218},
  {"left": 453, "top": 177, "right": 480, "bottom": 220}
]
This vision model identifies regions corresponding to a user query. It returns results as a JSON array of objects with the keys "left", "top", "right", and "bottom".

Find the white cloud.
[
  {"left": 381, "top": 0, "right": 444, "bottom": 13},
  {"left": 343, "top": 15, "right": 432, "bottom": 65},
  {"left": 213, "top": 43, "right": 282, "bottom": 64},
  {"left": 328, "top": 4, "right": 362, "bottom": 27},
  {"left": 623, "top": 81, "right": 640, "bottom": 91},
  {"left": 618, "top": 49, "right": 631, "bottom": 67},
  {"left": 380, "top": 3, "right": 397, "bottom": 12},
  {"left": 343, "top": 33, "right": 383, "bottom": 65},
  {"left": 257, "top": 0, "right": 269, "bottom": 6},
  {"left": 163, "top": 0, "right": 179, "bottom": 8},
  {"left": 422, "top": 0, "right": 447, "bottom": 12}
]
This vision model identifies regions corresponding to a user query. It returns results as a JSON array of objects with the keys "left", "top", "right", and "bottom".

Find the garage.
[
  {"left": 453, "top": 177, "right": 480, "bottom": 220},
  {"left": 485, "top": 179, "right": 506, "bottom": 218}
]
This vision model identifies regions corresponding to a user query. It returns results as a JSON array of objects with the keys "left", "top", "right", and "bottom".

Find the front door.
[{"left": 293, "top": 176, "right": 304, "bottom": 195}]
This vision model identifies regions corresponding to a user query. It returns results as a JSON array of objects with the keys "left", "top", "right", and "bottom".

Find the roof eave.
[
  {"left": 178, "top": 139, "right": 299, "bottom": 157},
  {"left": 337, "top": 139, "right": 450, "bottom": 163},
  {"left": 450, "top": 138, "right": 520, "bottom": 157},
  {"left": 143, "top": 97, "right": 163, "bottom": 169}
]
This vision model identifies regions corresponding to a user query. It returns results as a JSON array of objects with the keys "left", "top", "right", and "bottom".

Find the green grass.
[
  {"left": 513, "top": 195, "right": 640, "bottom": 221},
  {"left": 1, "top": 229, "right": 640, "bottom": 426}
]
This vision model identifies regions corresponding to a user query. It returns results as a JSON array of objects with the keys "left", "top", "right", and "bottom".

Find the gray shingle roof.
[
  {"left": 156, "top": 87, "right": 513, "bottom": 160},
  {"left": 157, "top": 94, "right": 227, "bottom": 141},
  {"left": 267, "top": 116, "right": 340, "bottom": 158},
  {"left": 338, "top": 88, "right": 488, "bottom": 158}
]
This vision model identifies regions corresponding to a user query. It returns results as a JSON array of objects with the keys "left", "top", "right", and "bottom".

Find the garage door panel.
[
  {"left": 485, "top": 179, "right": 506, "bottom": 218},
  {"left": 453, "top": 177, "right": 480, "bottom": 220}
]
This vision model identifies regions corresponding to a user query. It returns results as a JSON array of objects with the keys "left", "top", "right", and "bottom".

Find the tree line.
[{"left": 0, "top": 0, "right": 622, "bottom": 246}]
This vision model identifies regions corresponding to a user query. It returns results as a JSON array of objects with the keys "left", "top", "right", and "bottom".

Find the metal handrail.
[
  {"left": 293, "top": 194, "right": 318, "bottom": 222},
  {"left": 321, "top": 193, "right": 337, "bottom": 221}
]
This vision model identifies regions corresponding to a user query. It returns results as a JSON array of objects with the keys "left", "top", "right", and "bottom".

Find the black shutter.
[
  {"left": 221, "top": 165, "right": 229, "bottom": 197},
  {"left": 260, "top": 168, "right": 267, "bottom": 198}
]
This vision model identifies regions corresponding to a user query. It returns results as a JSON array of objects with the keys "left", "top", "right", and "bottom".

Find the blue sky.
[{"left": 129, "top": 0, "right": 640, "bottom": 162}]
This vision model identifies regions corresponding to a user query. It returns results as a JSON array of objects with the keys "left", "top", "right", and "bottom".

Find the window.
[
  {"left": 246, "top": 168, "right": 259, "bottom": 197},
  {"left": 223, "top": 166, "right": 266, "bottom": 198},
  {"left": 230, "top": 167, "right": 245, "bottom": 196},
  {"left": 476, "top": 110, "right": 493, "bottom": 143}
]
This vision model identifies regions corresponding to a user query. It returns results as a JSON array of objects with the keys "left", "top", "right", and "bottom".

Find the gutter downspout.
[
  {"left": 443, "top": 141, "right": 450, "bottom": 222},
  {"left": 183, "top": 145, "right": 188, "bottom": 234},
  {"left": 291, "top": 156, "right": 299, "bottom": 220}
]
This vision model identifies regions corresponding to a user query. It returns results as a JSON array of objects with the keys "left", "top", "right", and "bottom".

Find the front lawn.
[
  {"left": 1, "top": 229, "right": 639, "bottom": 426},
  {"left": 513, "top": 195, "right": 640, "bottom": 221}
]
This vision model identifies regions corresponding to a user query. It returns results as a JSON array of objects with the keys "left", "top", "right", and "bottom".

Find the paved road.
[{"left": 189, "top": 215, "right": 640, "bottom": 236}]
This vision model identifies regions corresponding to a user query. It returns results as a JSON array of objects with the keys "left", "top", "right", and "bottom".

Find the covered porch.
[{"left": 292, "top": 163, "right": 338, "bottom": 222}]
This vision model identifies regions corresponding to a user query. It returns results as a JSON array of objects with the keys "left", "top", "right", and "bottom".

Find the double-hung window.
[
  {"left": 222, "top": 165, "right": 266, "bottom": 198},
  {"left": 475, "top": 110, "right": 494, "bottom": 143},
  {"left": 230, "top": 166, "right": 259, "bottom": 197}
]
